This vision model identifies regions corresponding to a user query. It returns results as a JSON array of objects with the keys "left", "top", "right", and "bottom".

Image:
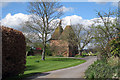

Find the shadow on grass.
[
  {"left": 24, "top": 65, "right": 50, "bottom": 80},
  {"left": 23, "top": 72, "right": 50, "bottom": 80},
  {"left": 2, "top": 72, "right": 50, "bottom": 80},
  {"left": 25, "top": 65, "right": 39, "bottom": 71},
  {"left": 2, "top": 65, "right": 50, "bottom": 80}
]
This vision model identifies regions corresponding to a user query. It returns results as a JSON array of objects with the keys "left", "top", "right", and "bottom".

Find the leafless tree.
[
  {"left": 22, "top": 1, "right": 63, "bottom": 60},
  {"left": 72, "top": 24, "right": 93, "bottom": 55}
]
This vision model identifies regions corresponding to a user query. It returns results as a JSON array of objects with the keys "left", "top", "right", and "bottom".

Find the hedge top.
[{"left": 2, "top": 26, "right": 24, "bottom": 36}]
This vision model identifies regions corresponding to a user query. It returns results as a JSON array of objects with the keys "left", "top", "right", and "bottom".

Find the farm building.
[{"left": 50, "top": 21, "right": 78, "bottom": 57}]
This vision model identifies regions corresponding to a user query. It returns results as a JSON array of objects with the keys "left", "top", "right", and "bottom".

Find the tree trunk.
[{"left": 41, "top": 45, "right": 46, "bottom": 61}]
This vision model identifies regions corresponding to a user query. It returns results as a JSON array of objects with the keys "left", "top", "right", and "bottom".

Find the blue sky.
[{"left": 2, "top": 2, "right": 118, "bottom": 20}]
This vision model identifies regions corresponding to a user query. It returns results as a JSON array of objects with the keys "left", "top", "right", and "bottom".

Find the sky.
[
  {"left": 1, "top": 2, "right": 118, "bottom": 19},
  {"left": 0, "top": 1, "right": 118, "bottom": 29}
]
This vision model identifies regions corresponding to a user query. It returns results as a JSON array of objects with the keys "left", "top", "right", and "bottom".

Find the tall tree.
[
  {"left": 92, "top": 10, "right": 119, "bottom": 58},
  {"left": 72, "top": 24, "right": 93, "bottom": 55},
  {"left": 23, "top": 1, "right": 63, "bottom": 60}
]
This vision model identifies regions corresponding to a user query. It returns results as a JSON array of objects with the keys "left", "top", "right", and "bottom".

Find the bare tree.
[
  {"left": 22, "top": 1, "right": 63, "bottom": 60},
  {"left": 72, "top": 24, "right": 93, "bottom": 56}
]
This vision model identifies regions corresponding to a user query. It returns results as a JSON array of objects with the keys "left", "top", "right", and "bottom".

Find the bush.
[
  {"left": 93, "top": 52, "right": 99, "bottom": 56},
  {"left": 45, "top": 48, "right": 52, "bottom": 56},
  {"left": 85, "top": 60, "right": 119, "bottom": 79},
  {"left": 75, "top": 55, "right": 85, "bottom": 58},
  {"left": 109, "top": 33, "right": 120, "bottom": 57},
  {"left": 82, "top": 53, "right": 88, "bottom": 56},
  {"left": 27, "top": 48, "right": 34, "bottom": 56},
  {"left": 2, "top": 26, "right": 26, "bottom": 78},
  {"left": 55, "top": 55, "right": 63, "bottom": 57},
  {"left": 107, "top": 56, "right": 119, "bottom": 67}
]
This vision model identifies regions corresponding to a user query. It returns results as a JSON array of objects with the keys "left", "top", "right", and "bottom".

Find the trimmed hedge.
[{"left": 2, "top": 26, "right": 26, "bottom": 78}]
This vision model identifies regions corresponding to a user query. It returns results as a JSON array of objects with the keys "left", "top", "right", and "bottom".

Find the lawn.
[
  {"left": 4, "top": 56, "right": 86, "bottom": 80},
  {"left": 24, "top": 56, "right": 86, "bottom": 75}
]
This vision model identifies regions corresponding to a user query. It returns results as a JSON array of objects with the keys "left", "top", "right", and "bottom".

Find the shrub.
[
  {"left": 55, "top": 55, "right": 63, "bottom": 57},
  {"left": 27, "top": 48, "right": 34, "bottom": 56},
  {"left": 45, "top": 44, "right": 52, "bottom": 56},
  {"left": 107, "top": 56, "right": 119, "bottom": 67},
  {"left": 2, "top": 26, "right": 26, "bottom": 78},
  {"left": 85, "top": 60, "right": 119, "bottom": 79},
  {"left": 82, "top": 53, "right": 88, "bottom": 56},
  {"left": 109, "top": 33, "right": 120, "bottom": 57},
  {"left": 75, "top": 55, "right": 85, "bottom": 58},
  {"left": 93, "top": 52, "right": 99, "bottom": 56}
]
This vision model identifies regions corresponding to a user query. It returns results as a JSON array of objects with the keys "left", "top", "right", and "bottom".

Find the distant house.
[
  {"left": 27, "top": 47, "right": 43, "bottom": 56},
  {"left": 34, "top": 47, "right": 43, "bottom": 55},
  {"left": 50, "top": 21, "right": 78, "bottom": 57}
]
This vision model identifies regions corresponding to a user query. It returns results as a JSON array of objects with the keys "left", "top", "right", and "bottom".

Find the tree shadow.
[
  {"left": 23, "top": 65, "right": 50, "bottom": 79},
  {"left": 25, "top": 65, "right": 39, "bottom": 71},
  {"left": 2, "top": 65, "right": 50, "bottom": 80},
  {"left": 23, "top": 72, "right": 50, "bottom": 80},
  {"left": 2, "top": 72, "right": 50, "bottom": 80}
]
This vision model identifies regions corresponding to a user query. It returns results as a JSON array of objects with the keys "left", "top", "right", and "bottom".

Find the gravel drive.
[{"left": 26, "top": 56, "right": 97, "bottom": 80}]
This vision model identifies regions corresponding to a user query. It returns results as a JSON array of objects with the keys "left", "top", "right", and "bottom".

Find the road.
[{"left": 26, "top": 56, "right": 97, "bottom": 80}]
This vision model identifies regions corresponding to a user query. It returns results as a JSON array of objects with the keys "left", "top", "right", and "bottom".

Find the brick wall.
[{"left": 50, "top": 40, "right": 69, "bottom": 57}]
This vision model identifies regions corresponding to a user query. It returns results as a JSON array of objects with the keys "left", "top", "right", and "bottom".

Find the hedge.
[{"left": 2, "top": 26, "right": 26, "bottom": 79}]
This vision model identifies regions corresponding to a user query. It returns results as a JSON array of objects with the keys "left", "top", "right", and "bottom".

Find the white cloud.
[
  {"left": 56, "top": 6, "right": 74, "bottom": 12},
  {"left": 1, "top": 13, "right": 31, "bottom": 29},
  {"left": 61, "top": 15, "right": 94, "bottom": 29},
  {"left": 1, "top": 13, "right": 115, "bottom": 30}
]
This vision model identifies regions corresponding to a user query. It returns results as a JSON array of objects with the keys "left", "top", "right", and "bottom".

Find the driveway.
[{"left": 26, "top": 56, "right": 97, "bottom": 80}]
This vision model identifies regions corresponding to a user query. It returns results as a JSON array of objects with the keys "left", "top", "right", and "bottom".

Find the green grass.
[
  {"left": 3, "top": 56, "right": 86, "bottom": 80},
  {"left": 24, "top": 56, "right": 86, "bottom": 74}
]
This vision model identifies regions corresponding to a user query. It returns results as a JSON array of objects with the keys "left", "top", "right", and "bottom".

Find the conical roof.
[
  {"left": 51, "top": 25, "right": 63, "bottom": 40},
  {"left": 59, "top": 25, "right": 77, "bottom": 42}
]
